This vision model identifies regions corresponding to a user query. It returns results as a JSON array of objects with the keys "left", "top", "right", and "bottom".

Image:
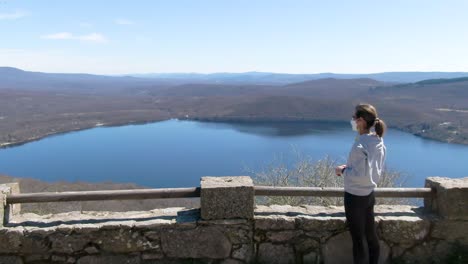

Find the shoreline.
[
  {"left": 0, "top": 117, "right": 173, "bottom": 149},
  {"left": 1, "top": 117, "right": 467, "bottom": 150}
]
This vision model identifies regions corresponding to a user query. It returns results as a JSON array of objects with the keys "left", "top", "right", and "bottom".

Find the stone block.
[
  {"left": 294, "top": 236, "right": 320, "bottom": 253},
  {"left": 4, "top": 183, "right": 21, "bottom": 219},
  {"left": 400, "top": 240, "right": 460, "bottom": 264},
  {"left": 0, "top": 227, "right": 23, "bottom": 253},
  {"left": 232, "top": 243, "right": 254, "bottom": 262},
  {"left": 0, "top": 184, "right": 11, "bottom": 226},
  {"left": 0, "top": 183, "right": 21, "bottom": 225},
  {"left": 220, "top": 259, "right": 244, "bottom": 264},
  {"left": 255, "top": 216, "right": 296, "bottom": 230},
  {"left": 49, "top": 232, "right": 90, "bottom": 254},
  {"left": 266, "top": 230, "right": 303, "bottom": 242},
  {"left": 303, "top": 252, "right": 318, "bottom": 264},
  {"left": 77, "top": 255, "right": 140, "bottom": 264},
  {"left": 431, "top": 219, "right": 468, "bottom": 246},
  {"left": 298, "top": 217, "right": 347, "bottom": 242},
  {"left": 322, "top": 231, "right": 390, "bottom": 264},
  {"left": 161, "top": 226, "right": 231, "bottom": 258},
  {"left": 0, "top": 256, "right": 23, "bottom": 264},
  {"left": 379, "top": 216, "right": 430, "bottom": 248},
  {"left": 97, "top": 229, "right": 159, "bottom": 253},
  {"left": 224, "top": 226, "right": 252, "bottom": 244},
  {"left": 425, "top": 177, "right": 468, "bottom": 220},
  {"left": 257, "top": 243, "right": 295, "bottom": 264},
  {"left": 201, "top": 176, "right": 254, "bottom": 220}
]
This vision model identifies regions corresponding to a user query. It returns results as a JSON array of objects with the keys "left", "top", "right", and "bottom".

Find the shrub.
[{"left": 248, "top": 150, "right": 410, "bottom": 206}]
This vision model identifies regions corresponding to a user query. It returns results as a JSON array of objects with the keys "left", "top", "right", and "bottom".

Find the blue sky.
[{"left": 1, "top": 0, "right": 468, "bottom": 74}]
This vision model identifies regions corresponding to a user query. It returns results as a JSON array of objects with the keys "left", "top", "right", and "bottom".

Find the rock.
[
  {"left": 379, "top": 216, "right": 430, "bottom": 248},
  {"left": 400, "top": 241, "right": 452, "bottom": 264},
  {"left": 255, "top": 216, "right": 296, "bottom": 230},
  {"left": 142, "top": 259, "right": 192, "bottom": 264},
  {"left": 200, "top": 176, "right": 254, "bottom": 220},
  {"left": 1, "top": 183, "right": 21, "bottom": 225},
  {"left": 52, "top": 255, "right": 68, "bottom": 262},
  {"left": 425, "top": 177, "right": 468, "bottom": 220},
  {"left": 257, "top": 243, "right": 295, "bottom": 264},
  {"left": 24, "top": 254, "right": 50, "bottom": 262},
  {"left": 322, "top": 232, "right": 352, "bottom": 264},
  {"left": 303, "top": 252, "right": 317, "bottom": 264},
  {"left": 225, "top": 226, "right": 252, "bottom": 244},
  {"left": 0, "top": 184, "right": 12, "bottom": 227},
  {"left": 298, "top": 217, "right": 346, "bottom": 241},
  {"left": 322, "top": 231, "right": 390, "bottom": 264},
  {"left": 293, "top": 237, "right": 319, "bottom": 253},
  {"left": 84, "top": 246, "right": 100, "bottom": 254},
  {"left": 141, "top": 253, "right": 164, "bottom": 260},
  {"left": 266, "top": 230, "right": 303, "bottom": 242},
  {"left": 161, "top": 227, "right": 231, "bottom": 258},
  {"left": 97, "top": 229, "right": 158, "bottom": 253},
  {"left": 220, "top": 259, "right": 244, "bottom": 264},
  {"left": 144, "top": 231, "right": 160, "bottom": 241},
  {"left": 50, "top": 233, "right": 90, "bottom": 254},
  {"left": 20, "top": 234, "right": 50, "bottom": 254},
  {"left": 77, "top": 255, "right": 140, "bottom": 264},
  {"left": 0, "top": 227, "right": 23, "bottom": 253},
  {"left": 391, "top": 246, "right": 406, "bottom": 259},
  {"left": 232, "top": 243, "right": 254, "bottom": 262},
  {"left": 0, "top": 256, "right": 23, "bottom": 264},
  {"left": 431, "top": 219, "right": 468, "bottom": 245},
  {"left": 298, "top": 217, "right": 346, "bottom": 232}
]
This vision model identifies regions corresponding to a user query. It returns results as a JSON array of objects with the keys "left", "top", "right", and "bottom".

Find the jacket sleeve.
[{"left": 343, "top": 143, "right": 368, "bottom": 178}]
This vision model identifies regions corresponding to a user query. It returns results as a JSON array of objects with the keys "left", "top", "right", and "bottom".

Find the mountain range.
[
  {"left": 1, "top": 66, "right": 467, "bottom": 146},
  {"left": 3, "top": 67, "right": 468, "bottom": 88},
  {"left": 128, "top": 71, "right": 468, "bottom": 84}
]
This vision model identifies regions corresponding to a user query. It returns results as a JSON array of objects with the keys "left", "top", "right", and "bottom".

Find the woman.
[{"left": 335, "top": 103, "right": 387, "bottom": 264}]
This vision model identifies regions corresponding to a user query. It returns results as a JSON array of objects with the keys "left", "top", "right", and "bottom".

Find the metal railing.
[
  {"left": 254, "top": 186, "right": 433, "bottom": 198},
  {"left": 6, "top": 187, "right": 201, "bottom": 204},
  {"left": 5, "top": 186, "right": 434, "bottom": 204}
]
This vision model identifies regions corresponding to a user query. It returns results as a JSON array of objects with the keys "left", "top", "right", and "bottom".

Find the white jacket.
[{"left": 343, "top": 133, "right": 386, "bottom": 196}]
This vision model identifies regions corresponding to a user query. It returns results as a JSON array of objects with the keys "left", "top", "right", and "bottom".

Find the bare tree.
[{"left": 248, "top": 149, "right": 411, "bottom": 206}]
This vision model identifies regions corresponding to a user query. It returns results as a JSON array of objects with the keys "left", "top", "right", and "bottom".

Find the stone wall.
[{"left": 0, "top": 176, "right": 467, "bottom": 264}]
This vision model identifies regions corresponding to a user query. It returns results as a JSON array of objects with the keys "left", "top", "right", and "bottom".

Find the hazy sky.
[{"left": 1, "top": 0, "right": 468, "bottom": 74}]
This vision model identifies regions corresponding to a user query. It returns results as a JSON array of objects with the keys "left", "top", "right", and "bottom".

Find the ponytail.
[
  {"left": 374, "top": 118, "right": 386, "bottom": 138},
  {"left": 355, "top": 103, "right": 386, "bottom": 138}
]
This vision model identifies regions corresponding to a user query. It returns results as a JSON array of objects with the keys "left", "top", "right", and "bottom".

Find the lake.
[{"left": 0, "top": 119, "right": 467, "bottom": 188}]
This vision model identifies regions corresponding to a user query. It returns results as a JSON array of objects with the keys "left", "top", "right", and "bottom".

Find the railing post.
[
  {"left": 0, "top": 182, "right": 21, "bottom": 226},
  {"left": 424, "top": 177, "right": 468, "bottom": 219},
  {"left": 200, "top": 176, "right": 254, "bottom": 220}
]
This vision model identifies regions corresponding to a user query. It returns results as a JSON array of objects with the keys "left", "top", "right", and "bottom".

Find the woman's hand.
[{"left": 335, "top": 165, "right": 347, "bottom": 176}]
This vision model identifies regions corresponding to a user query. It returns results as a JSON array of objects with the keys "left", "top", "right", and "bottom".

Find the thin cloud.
[
  {"left": 42, "top": 32, "right": 74, "bottom": 40},
  {"left": 78, "top": 33, "right": 107, "bottom": 43},
  {"left": 115, "top": 19, "right": 135, "bottom": 25},
  {"left": 0, "top": 10, "right": 29, "bottom": 20},
  {"left": 41, "top": 32, "right": 108, "bottom": 43}
]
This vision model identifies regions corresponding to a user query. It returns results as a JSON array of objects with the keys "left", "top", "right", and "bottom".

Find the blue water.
[{"left": 0, "top": 119, "right": 466, "bottom": 188}]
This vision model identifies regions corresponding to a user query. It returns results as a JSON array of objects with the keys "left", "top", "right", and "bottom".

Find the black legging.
[{"left": 344, "top": 191, "right": 380, "bottom": 264}]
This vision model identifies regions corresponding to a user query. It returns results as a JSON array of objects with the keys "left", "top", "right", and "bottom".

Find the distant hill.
[
  {"left": 0, "top": 67, "right": 173, "bottom": 93},
  {"left": 416, "top": 76, "right": 468, "bottom": 85},
  {"left": 371, "top": 76, "right": 468, "bottom": 108},
  {"left": 3, "top": 67, "right": 468, "bottom": 91},
  {"left": 129, "top": 71, "right": 468, "bottom": 84},
  {"left": 150, "top": 78, "right": 386, "bottom": 98},
  {"left": 1, "top": 67, "right": 468, "bottom": 145},
  {"left": 280, "top": 78, "right": 384, "bottom": 98}
]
